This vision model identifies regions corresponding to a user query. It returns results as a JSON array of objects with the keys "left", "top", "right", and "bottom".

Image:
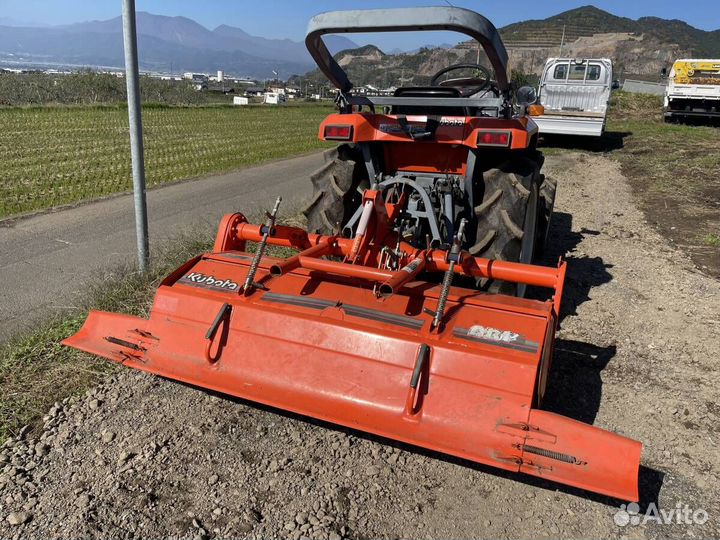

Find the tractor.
[{"left": 64, "top": 7, "right": 641, "bottom": 501}]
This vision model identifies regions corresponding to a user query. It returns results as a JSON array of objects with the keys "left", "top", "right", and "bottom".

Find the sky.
[{"left": 0, "top": 0, "right": 718, "bottom": 50}]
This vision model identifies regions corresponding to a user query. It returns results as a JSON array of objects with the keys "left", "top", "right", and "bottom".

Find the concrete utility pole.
[{"left": 121, "top": 0, "right": 149, "bottom": 272}]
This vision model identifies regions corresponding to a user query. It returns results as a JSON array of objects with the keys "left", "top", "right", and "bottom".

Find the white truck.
[
  {"left": 534, "top": 58, "right": 613, "bottom": 137},
  {"left": 664, "top": 59, "right": 720, "bottom": 122},
  {"left": 263, "top": 92, "right": 287, "bottom": 105}
]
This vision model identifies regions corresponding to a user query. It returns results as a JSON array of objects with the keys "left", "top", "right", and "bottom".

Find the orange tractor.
[{"left": 64, "top": 7, "right": 641, "bottom": 500}]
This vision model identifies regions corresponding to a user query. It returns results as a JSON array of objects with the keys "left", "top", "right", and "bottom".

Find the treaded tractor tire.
[
  {"left": 537, "top": 174, "right": 557, "bottom": 256},
  {"left": 303, "top": 143, "right": 367, "bottom": 235},
  {"left": 470, "top": 151, "right": 544, "bottom": 295}
]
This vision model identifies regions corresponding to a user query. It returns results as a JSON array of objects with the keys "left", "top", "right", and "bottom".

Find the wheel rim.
[{"left": 516, "top": 182, "right": 538, "bottom": 298}]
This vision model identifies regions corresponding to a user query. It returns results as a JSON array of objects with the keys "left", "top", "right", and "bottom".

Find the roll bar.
[{"left": 305, "top": 7, "right": 509, "bottom": 94}]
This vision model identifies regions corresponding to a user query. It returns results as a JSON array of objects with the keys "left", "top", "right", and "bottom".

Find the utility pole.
[
  {"left": 559, "top": 25, "right": 566, "bottom": 57},
  {"left": 121, "top": 0, "right": 149, "bottom": 272}
]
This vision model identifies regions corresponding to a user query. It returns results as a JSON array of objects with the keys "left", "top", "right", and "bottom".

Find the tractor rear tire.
[
  {"left": 303, "top": 144, "right": 366, "bottom": 235},
  {"left": 537, "top": 174, "right": 557, "bottom": 256},
  {"left": 470, "top": 152, "right": 543, "bottom": 295}
]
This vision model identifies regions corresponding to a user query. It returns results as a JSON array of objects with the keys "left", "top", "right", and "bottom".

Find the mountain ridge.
[
  {"left": 0, "top": 11, "right": 358, "bottom": 78},
  {"left": 1, "top": 6, "right": 718, "bottom": 81},
  {"left": 296, "top": 5, "right": 720, "bottom": 89}
]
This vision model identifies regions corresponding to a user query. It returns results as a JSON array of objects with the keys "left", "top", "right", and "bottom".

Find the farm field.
[
  {"left": 541, "top": 91, "right": 720, "bottom": 277},
  {"left": 1, "top": 93, "right": 717, "bottom": 274},
  {"left": 0, "top": 104, "right": 332, "bottom": 219}
]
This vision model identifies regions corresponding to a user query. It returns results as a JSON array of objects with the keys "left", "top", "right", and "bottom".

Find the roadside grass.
[
  {"left": 704, "top": 234, "right": 720, "bottom": 247},
  {"left": 0, "top": 210, "right": 302, "bottom": 445},
  {"left": 606, "top": 94, "right": 720, "bottom": 268},
  {"left": 607, "top": 90, "right": 663, "bottom": 122},
  {"left": 606, "top": 116, "right": 720, "bottom": 202},
  {"left": 0, "top": 103, "right": 333, "bottom": 219},
  {"left": 538, "top": 91, "right": 719, "bottom": 274},
  {"left": 0, "top": 231, "right": 213, "bottom": 444},
  {"left": 603, "top": 91, "right": 720, "bottom": 203}
]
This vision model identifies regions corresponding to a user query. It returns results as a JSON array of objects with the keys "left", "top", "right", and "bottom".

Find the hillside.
[
  {"left": 501, "top": 5, "right": 720, "bottom": 76},
  {"left": 298, "top": 44, "right": 479, "bottom": 89},
  {"left": 501, "top": 5, "right": 720, "bottom": 56},
  {"left": 300, "top": 5, "right": 720, "bottom": 89}
]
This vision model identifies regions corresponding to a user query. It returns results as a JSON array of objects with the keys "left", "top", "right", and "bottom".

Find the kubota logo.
[{"left": 181, "top": 272, "right": 239, "bottom": 291}]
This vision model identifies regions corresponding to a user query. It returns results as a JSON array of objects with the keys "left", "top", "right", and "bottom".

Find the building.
[
  {"left": 184, "top": 72, "right": 208, "bottom": 82},
  {"left": 244, "top": 86, "right": 266, "bottom": 97}
]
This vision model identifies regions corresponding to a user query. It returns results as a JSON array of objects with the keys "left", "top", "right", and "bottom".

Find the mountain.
[
  {"left": 3, "top": 6, "right": 717, "bottom": 82},
  {"left": 500, "top": 5, "right": 720, "bottom": 76},
  {"left": 388, "top": 43, "right": 454, "bottom": 55},
  {"left": 299, "top": 6, "right": 720, "bottom": 88},
  {"left": 500, "top": 5, "right": 720, "bottom": 57},
  {"left": 0, "top": 17, "right": 46, "bottom": 27},
  {"left": 0, "top": 12, "right": 359, "bottom": 78}
]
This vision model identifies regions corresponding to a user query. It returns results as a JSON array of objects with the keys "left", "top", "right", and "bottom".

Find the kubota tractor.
[
  {"left": 64, "top": 7, "right": 641, "bottom": 501},
  {"left": 303, "top": 11, "right": 555, "bottom": 297}
]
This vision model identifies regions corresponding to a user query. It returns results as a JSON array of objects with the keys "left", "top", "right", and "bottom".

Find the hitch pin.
[
  {"left": 428, "top": 218, "right": 466, "bottom": 330},
  {"left": 242, "top": 196, "right": 281, "bottom": 294}
]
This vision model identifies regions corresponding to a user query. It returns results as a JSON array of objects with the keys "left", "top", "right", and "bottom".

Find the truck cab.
[{"left": 534, "top": 58, "right": 613, "bottom": 137}]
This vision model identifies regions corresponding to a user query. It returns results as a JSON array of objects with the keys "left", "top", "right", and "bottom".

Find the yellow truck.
[{"left": 664, "top": 59, "right": 720, "bottom": 121}]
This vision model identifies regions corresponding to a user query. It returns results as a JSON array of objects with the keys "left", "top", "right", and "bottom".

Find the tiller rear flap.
[{"left": 63, "top": 192, "right": 641, "bottom": 501}]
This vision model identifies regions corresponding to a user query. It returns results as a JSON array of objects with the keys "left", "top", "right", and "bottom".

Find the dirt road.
[
  {"left": 0, "top": 152, "right": 323, "bottom": 342},
  {"left": 1, "top": 152, "right": 718, "bottom": 539}
]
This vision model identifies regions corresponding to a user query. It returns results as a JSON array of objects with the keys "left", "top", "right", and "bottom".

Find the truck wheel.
[
  {"left": 470, "top": 153, "right": 543, "bottom": 296},
  {"left": 303, "top": 144, "right": 366, "bottom": 235}
]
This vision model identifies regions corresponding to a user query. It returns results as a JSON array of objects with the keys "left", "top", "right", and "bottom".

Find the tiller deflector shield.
[{"left": 64, "top": 203, "right": 641, "bottom": 501}]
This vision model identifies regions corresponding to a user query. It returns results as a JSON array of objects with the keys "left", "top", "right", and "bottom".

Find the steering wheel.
[{"left": 430, "top": 63, "right": 492, "bottom": 96}]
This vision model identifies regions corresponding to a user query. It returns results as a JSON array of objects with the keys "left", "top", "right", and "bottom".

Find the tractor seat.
[{"left": 392, "top": 86, "right": 466, "bottom": 116}]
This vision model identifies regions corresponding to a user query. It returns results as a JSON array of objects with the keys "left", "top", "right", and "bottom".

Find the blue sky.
[{"left": 1, "top": 0, "right": 718, "bottom": 50}]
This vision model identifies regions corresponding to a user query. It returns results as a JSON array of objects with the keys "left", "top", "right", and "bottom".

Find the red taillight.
[
  {"left": 476, "top": 130, "right": 511, "bottom": 147},
  {"left": 324, "top": 124, "right": 353, "bottom": 140}
]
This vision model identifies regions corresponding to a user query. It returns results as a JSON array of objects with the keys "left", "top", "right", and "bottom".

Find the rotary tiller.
[{"left": 64, "top": 6, "right": 641, "bottom": 501}]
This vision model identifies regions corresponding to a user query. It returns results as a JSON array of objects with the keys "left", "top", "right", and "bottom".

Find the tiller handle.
[
  {"left": 404, "top": 343, "right": 431, "bottom": 416},
  {"left": 204, "top": 303, "right": 232, "bottom": 363}
]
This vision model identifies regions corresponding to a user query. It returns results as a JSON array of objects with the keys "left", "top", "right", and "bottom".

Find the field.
[
  {"left": 1, "top": 93, "right": 717, "bottom": 274},
  {"left": 541, "top": 91, "right": 720, "bottom": 276},
  {"left": 0, "top": 104, "right": 332, "bottom": 219}
]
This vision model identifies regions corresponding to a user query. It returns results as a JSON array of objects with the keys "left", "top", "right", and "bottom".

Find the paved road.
[{"left": 0, "top": 152, "right": 323, "bottom": 341}]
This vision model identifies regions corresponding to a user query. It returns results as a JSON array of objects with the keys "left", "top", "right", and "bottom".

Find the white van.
[{"left": 535, "top": 58, "right": 613, "bottom": 137}]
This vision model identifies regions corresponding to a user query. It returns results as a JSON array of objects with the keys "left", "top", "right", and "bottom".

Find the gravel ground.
[{"left": 1, "top": 152, "right": 719, "bottom": 539}]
